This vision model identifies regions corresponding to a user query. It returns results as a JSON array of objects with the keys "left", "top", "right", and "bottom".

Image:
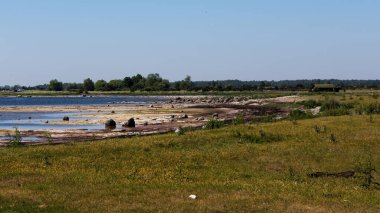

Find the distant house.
[{"left": 311, "top": 84, "right": 341, "bottom": 92}]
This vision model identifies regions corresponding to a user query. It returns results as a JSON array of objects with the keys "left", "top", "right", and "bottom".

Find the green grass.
[{"left": 1, "top": 115, "right": 380, "bottom": 212}]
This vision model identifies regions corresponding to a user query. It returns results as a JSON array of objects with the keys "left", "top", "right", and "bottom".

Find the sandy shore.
[{"left": 0, "top": 95, "right": 298, "bottom": 146}]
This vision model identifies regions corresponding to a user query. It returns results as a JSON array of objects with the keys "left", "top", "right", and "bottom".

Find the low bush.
[
  {"left": 289, "top": 109, "right": 314, "bottom": 120},
  {"left": 204, "top": 119, "right": 224, "bottom": 129},
  {"left": 298, "top": 99, "right": 321, "bottom": 109}
]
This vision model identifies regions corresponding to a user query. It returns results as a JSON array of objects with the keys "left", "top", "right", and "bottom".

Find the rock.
[
  {"left": 181, "top": 114, "right": 188, "bottom": 119},
  {"left": 28, "top": 117, "right": 32, "bottom": 119},
  {"left": 143, "top": 121, "right": 148, "bottom": 126},
  {"left": 63, "top": 116, "right": 69, "bottom": 121},
  {"left": 111, "top": 110, "right": 115, "bottom": 114},
  {"left": 188, "top": 194, "right": 197, "bottom": 200},
  {"left": 105, "top": 119, "right": 116, "bottom": 129},
  {"left": 150, "top": 104, "right": 154, "bottom": 108},
  {"left": 212, "top": 113, "right": 219, "bottom": 118},
  {"left": 175, "top": 127, "right": 184, "bottom": 135},
  {"left": 171, "top": 105, "right": 175, "bottom": 108},
  {"left": 45, "top": 120, "right": 49, "bottom": 124},
  {"left": 170, "top": 115, "right": 175, "bottom": 118},
  {"left": 122, "top": 118, "right": 135, "bottom": 128}
]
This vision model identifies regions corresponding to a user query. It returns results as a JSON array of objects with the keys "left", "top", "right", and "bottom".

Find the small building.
[{"left": 311, "top": 84, "right": 341, "bottom": 92}]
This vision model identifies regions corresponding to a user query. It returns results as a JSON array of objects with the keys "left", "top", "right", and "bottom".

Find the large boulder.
[
  {"left": 105, "top": 119, "right": 116, "bottom": 129},
  {"left": 122, "top": 118, "right": 135, "bottom": 128}
]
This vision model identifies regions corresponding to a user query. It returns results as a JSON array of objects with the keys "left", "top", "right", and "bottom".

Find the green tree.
[
  {"left": 83, "top": 78, "right": 95, "bottom": 91},
  {"left": 108, "top": 80, "right": 124, "bottom": 91},
  {"left": 95, "top": 80, "right": 108, "bottom": 91},
  {"left": 123, "top": 77, "right": 133, "bottom": 89},
  {"left": 48, "top": 79, "right": 63, "bottom": 91},
  {"left": 180, "top": 75, "right": 192, "bottom": 90}
]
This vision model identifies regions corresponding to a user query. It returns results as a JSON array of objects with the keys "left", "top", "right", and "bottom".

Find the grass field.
[{"left": 1, "top": 114, "right": 379, "bottom": 212}]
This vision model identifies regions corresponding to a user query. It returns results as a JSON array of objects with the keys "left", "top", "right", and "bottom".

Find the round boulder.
[
  {"left": 105, "top": 119, "right": 116, "bottom": 129},
  {"left": 122, "top": 118, "right": 135, "bottom": 128}
]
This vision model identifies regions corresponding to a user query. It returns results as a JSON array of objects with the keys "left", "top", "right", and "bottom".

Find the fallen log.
[{"left": 308, "top": 171, "right": 355, "bottom": 178}]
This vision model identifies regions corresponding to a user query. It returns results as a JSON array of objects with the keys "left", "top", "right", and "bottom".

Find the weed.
[
  {"left": 289, "top": 109, "right": 314, "bottom": 120},
  {"left": 368, "top": 115, "right": 374, "bottom": 123},
  {"left": 232, "top": 113, "right": 245, "bottom": 125},
  {"left": 43, "top": 132, "right": 53, "bottom": 144},
  {"left": 7, "top": 128, "right": 22, "bottom": 147},
  {"left": 298, "top": 100, "right": 321, "bottom": 109},
  {"left": 329, "top": 134, "right": 337, "bottom": 143},
  {"left": 355, "top": 155, "right": 378, "bottom": 189},
  {"left": 313, "top": 125, "right": 327, "bottom": 133},
  {"left": 204, "top": 119, "right": 224, "bottom": 129}
]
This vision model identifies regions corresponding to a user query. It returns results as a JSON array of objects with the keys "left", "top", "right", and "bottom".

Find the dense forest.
[{"left": 1, "top": 73, "right": 380, "bottom": 92}]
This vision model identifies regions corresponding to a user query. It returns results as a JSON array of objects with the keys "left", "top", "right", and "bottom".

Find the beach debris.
[
  {"left": 181, "top": 114, "right": 188, "bottom": 119},
  {"left": 45, "top": 120, "right": 49, "bottom": 124},
  {"left": 150, "top": 104, "right": 154, "bottom": 108},
  {"left": 188, "top": 194, "right": 197, "bottom": 200},
  {"left": 122, "top": 118, "right": 135, "bottom": 128},
  {"left": 105, "top": 119, "right": 116, "bottom": 129},
  {"left": 63, "top": 116, "right": 69, "bottom": 121}
]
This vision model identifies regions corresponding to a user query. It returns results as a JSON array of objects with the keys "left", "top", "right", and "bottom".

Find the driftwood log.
[{"left": 308, "top": 171, "right": 355, "bottom": 178}]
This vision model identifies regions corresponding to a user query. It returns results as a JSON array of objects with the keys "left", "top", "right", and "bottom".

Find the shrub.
[
  {"left": 298, "top": 100, "right": 321, "bottom": 109},
  {"left": 320, "top": 99, "right": 353, "bottom": 116},
  {"left": 8, "top": 128, "right": 22, "bottom": 147},
  {"left": 356, "top": 103, "right": 380, "bottom": 115},
  {"left": 232, "top": 113, "right": 245, "bottom": 125},
  {"left": 355, "top": 155, "right": 378, "bottom": 189},
  {"left": 289, "top": 109, "right": 314, "bottom": 120},
  {"left": 204, "top": 119, "right": 223, "bottom": 129}
]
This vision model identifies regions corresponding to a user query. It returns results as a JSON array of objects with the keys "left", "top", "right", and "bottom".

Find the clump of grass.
[
  {"left": 233, "top": 129, "right": 283, "bottom": 144},
  {"left": 43, "top": 131, "right": 53, "bottom": 144},
  {"left": 368, "top": 115, "right": 374, "bottom": 123},
  {"left": 320, "top": 99, "right": 353, "bottom": 116},
  {"left": 355, "top": 155, "right": 379, "bottom": 189},
  {"left": 313, "top": 125, "right": 327, "bottom": 133},
  {"left": 298, "top": 99, "right": 321, "bottom": 109},
  {"left": 7, "top": 128, "right": 22, "bottom": 147},
  {"left": 204, "top": 119, "right": 223, "bottom": 129},
  {"left": 329, "top": 133, "right": 337, "bottom": 143},
  {"left": 232, "top": 113, "right": 245, "bottom": 125},
  {"left": 356, "top": 103, "right": 380, "bottom": 115},
  {"left": 287, "top": 166, "right": 301, "bottom": 181},
  {"left": 289, "top": 109, "right": 314, "bottom": 120}
]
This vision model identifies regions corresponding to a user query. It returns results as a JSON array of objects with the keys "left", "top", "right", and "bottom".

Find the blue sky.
[{"left": 0, "top": 0, "right": 379, "bottom": 85}]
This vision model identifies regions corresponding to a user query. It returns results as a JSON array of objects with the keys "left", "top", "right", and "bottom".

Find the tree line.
[
  {"left": 1, "top": 75, "right": 380, "bottom": 92},
  {"left": 46, "top": 73, "right": 192, "bottom": 92}
]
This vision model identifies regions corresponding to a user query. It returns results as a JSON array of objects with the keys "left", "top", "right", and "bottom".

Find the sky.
[{"left": 0, "top": 0, "right": 379, "bottom": 86}]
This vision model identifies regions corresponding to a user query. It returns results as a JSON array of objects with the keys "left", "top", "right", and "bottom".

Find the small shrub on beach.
[
  {"left": 8, "top": 128, "right": 22, "bottom": 147},
  {"left": 232, "top": 113, "right": 245, "bottom": 125},
  {"left": 204, "top": 119, "right": 223, "bottom": 129}
]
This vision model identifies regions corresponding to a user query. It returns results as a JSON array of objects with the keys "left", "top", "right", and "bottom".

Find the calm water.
[
  {"left": 0, "top": 96, "right": 167, "bottom": 106},
  {"left": 0, "top": 96, "right": 167, "bottom": 131}
]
